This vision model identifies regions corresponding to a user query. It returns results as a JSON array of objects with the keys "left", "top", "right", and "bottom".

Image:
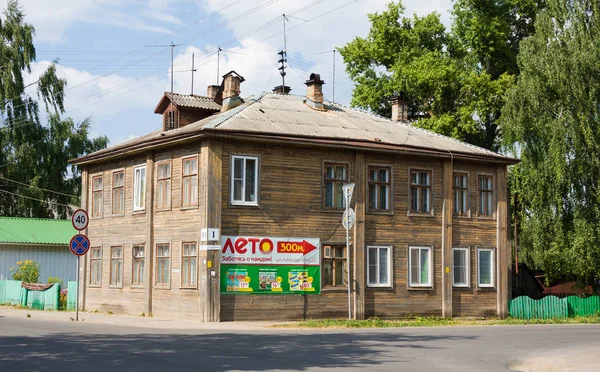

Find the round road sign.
[
  {"left": 72, "top": 209, "right": 89, "bottom": 231},
  {"left": 342, "top": 208, "right": 355, "bottom": 229},
  {"left": 70, "top": 234, "right": 90, "bottom": 256}
]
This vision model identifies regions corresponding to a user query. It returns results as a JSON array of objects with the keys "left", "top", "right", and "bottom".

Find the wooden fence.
[{"left": 509, "top": 295, "right": 600, "bottom": 319}]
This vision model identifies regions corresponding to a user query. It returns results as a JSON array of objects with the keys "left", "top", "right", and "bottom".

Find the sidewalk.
[{"left": 0, "top": 306, "right": 281, "bottom": 331}]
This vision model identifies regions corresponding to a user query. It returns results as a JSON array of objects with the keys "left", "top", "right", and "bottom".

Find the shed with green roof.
[{"left": 0, "top": 217, "right": 77, "bottom": 284}]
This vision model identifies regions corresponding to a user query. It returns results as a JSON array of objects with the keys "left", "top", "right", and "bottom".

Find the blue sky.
[{"left": 3, "top": 0, "right": 453, "bottom": 146}]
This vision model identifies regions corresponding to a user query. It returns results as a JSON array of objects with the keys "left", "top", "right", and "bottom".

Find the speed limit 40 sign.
[{"left": 72, "top": 209, "right": 89, "bottom": 231}]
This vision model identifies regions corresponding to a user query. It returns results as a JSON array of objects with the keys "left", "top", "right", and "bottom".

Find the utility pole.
[
  {"left": 191, "top": 52, "right": 197, "bottom": 95},
  {"left": 317, "top": 50, "right": 337, "bottom": 102},
  {"left": 278, "top": 14, "right": 289, "bottom": 89},
  {"left": 216, "top": 47, "right": 222, "bottom": 85}
]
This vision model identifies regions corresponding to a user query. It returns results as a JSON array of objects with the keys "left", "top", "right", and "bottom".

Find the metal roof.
[
  {"left": 0, "top": 217, "right": 76, "bottom": 245},
  {"left": 165, "top": 92, "right": 221, "bottom": 111},
  {"left": 73, "top": 92, "right": 516, "bottom": 164}
]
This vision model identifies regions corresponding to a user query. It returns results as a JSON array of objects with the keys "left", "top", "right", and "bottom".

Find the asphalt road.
[{"left": 1, "top": 312, "right": 599, "bottom": 371}]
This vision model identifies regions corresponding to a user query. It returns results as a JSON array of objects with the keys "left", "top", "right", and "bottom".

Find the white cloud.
[{"left": 0, "top": 0, "right": 183, "bottom": 43}]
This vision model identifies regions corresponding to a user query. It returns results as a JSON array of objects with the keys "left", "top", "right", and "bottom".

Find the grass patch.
[{"left": 274, "top": 315, "right": 600, "bottom": 329}]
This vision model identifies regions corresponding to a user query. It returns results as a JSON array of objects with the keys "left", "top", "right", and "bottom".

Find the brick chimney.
[
  {"left": 272, "top": 85, "right": 291, "bottom": 94},
  {"left": 391, "top": 95, "right": 409, "bottom": 123},
  {"left": 304, "top": 73, "right": 325, "bottom": 111},
  {"left": 221, "top": 71, "right": 245, "bottom": 112},
  {"left": 207, "top": 85, "right": 220, "bottom": 100}
]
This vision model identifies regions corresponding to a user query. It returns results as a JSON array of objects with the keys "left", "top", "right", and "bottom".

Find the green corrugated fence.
[
  {"left": 0, "top": 280, "right": 60, "bottom": 310},
  {"left": 67, "top": 280, "right": 77, "bottom": 310},
  {"left": 509, "top": 295, "right": 600, "bottom": 319}
]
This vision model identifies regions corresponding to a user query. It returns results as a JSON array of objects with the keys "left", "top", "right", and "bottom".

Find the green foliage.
[
  {"left": 275, "top": 315, "right": 600, "bottom": 328},
  {"left": 47, "top": 276, "right": 63, "bottom": 286},
  {"left": 0, "top": 0, "right": 108, "bottom": 218},
  {"left": 339, "top": 0, "right": 542, "bottom": 150},
  {"left": 10, "top": 260, "right": 39, "bottom": 283},
  {"left": 502, "top": 0, "right": 600, "bottom": 288}
]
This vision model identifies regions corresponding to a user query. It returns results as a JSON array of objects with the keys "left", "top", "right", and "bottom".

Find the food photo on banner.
[{"left": 220, "top": 236, "right": 321, "bottom": 295}]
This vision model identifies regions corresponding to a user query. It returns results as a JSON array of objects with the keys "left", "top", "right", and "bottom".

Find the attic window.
[{"left": 164, "top": 110, "right": 178, "bottom": 131}]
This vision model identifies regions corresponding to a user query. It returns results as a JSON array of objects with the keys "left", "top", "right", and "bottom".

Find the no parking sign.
[{"left": 70, "top": 234, "right": 90, "bottom": 256}]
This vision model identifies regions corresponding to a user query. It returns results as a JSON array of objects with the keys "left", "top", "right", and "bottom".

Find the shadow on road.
[{"left": 0, "top": 331, "right": 478, "bottom": 371}]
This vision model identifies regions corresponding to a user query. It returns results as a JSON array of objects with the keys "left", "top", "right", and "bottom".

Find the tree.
[
  {"left": 0, "top": 0, "right": 107, "bottom": 218},
  {"left": 501, "top": 0, "right": 600, "bottom": 288},
  {"left": 339, "top": 1, "right": 541, "bottom": 150}
]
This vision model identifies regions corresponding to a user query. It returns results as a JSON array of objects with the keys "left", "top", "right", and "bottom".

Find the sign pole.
[
  {"left": 346, "top": 190, "right": 351, "bottom": 320},
  {"left": 76, "top": 256, "right": 80, "bottom": 321}
]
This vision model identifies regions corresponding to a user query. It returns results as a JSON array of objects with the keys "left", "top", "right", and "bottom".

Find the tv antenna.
[
  {"left": 190, "top": 52, "right": 197, "bottom": 95},
  {"left": 146, "top": 41, "right": 181, "bottom": 129},
  {"left": 278, "top": 14, "right": 290, "bottom": 89},
  {"left": 317, "top": 50, "right": 337, "bottom": 102}
]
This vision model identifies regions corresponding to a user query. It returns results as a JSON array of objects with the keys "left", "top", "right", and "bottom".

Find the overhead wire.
[
  {"left": 0, "top": 176, "right": 80, "bottom": 198},
  {"left": 0, "top": 188, "right": 74, "bottom": 208}
]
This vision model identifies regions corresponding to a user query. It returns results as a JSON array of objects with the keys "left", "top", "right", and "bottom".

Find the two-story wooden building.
[{"left": 71, "top": 71, "right": 517, "bottom": 321}]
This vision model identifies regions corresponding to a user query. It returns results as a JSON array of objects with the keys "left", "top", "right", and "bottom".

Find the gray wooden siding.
[{"left": 0, "top": 244, "right": 76, "bottom": 284}]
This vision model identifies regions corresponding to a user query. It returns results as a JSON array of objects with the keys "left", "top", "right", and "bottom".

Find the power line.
[
  {"left": 0, "top": 176, "right": 80, "bottom": 199},
  {"left": 0, "top": 188, "right": 74, "bottom": 208}
]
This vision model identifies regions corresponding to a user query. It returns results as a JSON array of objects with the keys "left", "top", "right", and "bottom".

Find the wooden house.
[{"left": 71, "top": 71, "right": 518, "bottom": 321}]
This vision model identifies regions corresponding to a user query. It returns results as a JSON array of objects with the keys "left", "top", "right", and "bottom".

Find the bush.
[
  {"left": 59, "top": 289, "right": 67, "bottom": 310},
  {"left": 47, "top": 277, "right": 63, "bottom": 287},
  {"left": 10, "top": 260, "right": 40, "bottom": 283}
]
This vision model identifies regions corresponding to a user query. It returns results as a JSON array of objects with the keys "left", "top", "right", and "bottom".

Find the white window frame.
[
  {"left": 231, "top": 155, "right": 259, "bottom": 206},
  {"left": 408, "top": 246, "right": 432, "bottom": 287},
  {"left": 452, "top": 247, "right": 470, "bottom": 288},
  {"left": 477, "top": 248, "right": 495, "bottom": 288},
  {"left": 367, "top": 245, "right": 392, "bottom": 287},
  {"left": 133, "top": 165, "right": 146, "bottom": 211}
]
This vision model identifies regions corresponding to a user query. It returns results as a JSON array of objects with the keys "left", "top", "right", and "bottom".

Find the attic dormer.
[{"left": 154, "top": 91, "right": 221, "bottom": 131}]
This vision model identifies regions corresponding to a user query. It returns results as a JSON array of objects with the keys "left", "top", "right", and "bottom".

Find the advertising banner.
[{"left": 220, "top": 236, "right": 321, "bottom": 295}]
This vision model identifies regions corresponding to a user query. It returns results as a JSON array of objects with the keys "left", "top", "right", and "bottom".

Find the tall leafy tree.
[
  {"left": 502, "top": 0, "right": 600, "bottom": 288},
  {"left": 339, "top": 0, "right": 541, "bottom": 150},
  {"left": 0, "top": 0, "right": 107, "bottom": 218}
]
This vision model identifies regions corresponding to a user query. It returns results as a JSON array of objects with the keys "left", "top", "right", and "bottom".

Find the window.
[
  {"left": 110, "top": 246, "right": 123, "bottom": 287},
  {"left": 478, "top": 248, "right": 495, "bottom": 288},
  {"left": 132, "top": 245, "right": 145, "bottom": 286},
  {"left": 453, "top": 172, "right": 469, "bottom": 216},
  {"left": 409, "top": 246, "right": 432, "bottom": 287},
  {"left": 156, "top": 244, "right": 170, "bottom": 286},
  {"left": 452, "top": 248, "right": 469, "bottom": 287},
  {"left": 133, "top": 165, "right": 146, "bottom": 211},
  {"left": 324, "top": 163, "right": 348, "bottom": 209},
  {"left": 367, "top": 246, "right": 391, "bottom": 287},
  {"left": 231, "top": 155, "right": 259, "bottom": 205},
  {"left": 90, "top": 247, "right": 102, "bottom": 286},
  {"left": 478, "top": 175, "right": 494, "bottom": 217},
  {"left": 410, "top": 170, "right": 432, "bottom": 214},
  {"left": 164, "top": 110, "right": 177, "bottom": 131},
  {"left": 112, "top": 171, "right": 124, "bottom": 215},
  {"left": 92, "top": 175, "right": 103, "bottom": 217},
  {"left": 368, "top": 167, "right": 391, "bottom": 212},
  {"left": 323, "top": 245, "right": 347, "bottom": 287},
  {"left": 182, "top": 242, "right": 197, "bottom": 287},
  {"left": 182, "top": 157, "right": 198, "bottom": 207},
  {"left": 156, "top": 161, "right": 171, "bottom": 210}
]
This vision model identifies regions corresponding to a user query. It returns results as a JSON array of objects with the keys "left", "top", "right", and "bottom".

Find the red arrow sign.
[{"left": 277, "top": 240, "right": 318, "bottom": 256}]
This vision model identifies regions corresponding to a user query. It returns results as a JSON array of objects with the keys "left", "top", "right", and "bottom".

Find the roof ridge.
[{"left": 209, "top": 92, "right": 267, "bottom": 130}]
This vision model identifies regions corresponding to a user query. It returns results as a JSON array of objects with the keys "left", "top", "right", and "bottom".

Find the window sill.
[
  {"left": 367, "top": 210, "right": 393, "bottom": 216},
  {"left": 476, "top": 215, "right": 496, "bottom": 221},
  {"left": 408, "top": 212, "right": 435, "bottom": 218},
  {"left": 453, "top": 285, "right": 471, "bottom": 290},
  {"left": 111, "top": 214, "right": 125, "bottom": 218},
  {"left": 321, "top": 287, "right": 348, "bottom": 293},
  {"left": 132, "top": 209, "right": 146, "bottom": 215},
  {"left": 477, "top": 286, "right": 496, "bottom": 292},
  {"left": 367, "top": 285, "right": 394, "bottom": 289},
  {"left": 109, "top": 285, "right": 123, "bottom": 289},
  {"left": 321, "top": 208, "right": 345, "bottom": 214},
  {"left": 154, "top": 285, "right": 171, "bottom": 290},
  {"left": 453, "top": 214, "right": 472, "bottom": 219},
  {"left": 180, "top": 286, "right": 198, "bottom": 290},
  {"left": 180, "top": 205, "right": 199, "bottom": 211},
  {"left": 90, "top": 216, "right": 103, "bottom": 220},
  {"left": 88, "top": 284, "right": 101, "bottom": 288},
  {"left": 131, "top": 285, "right": 144, "bottom": 289},
  {"left": 407, "top": 286, "right": 434, "bottom": 291},
  {"left": 156, "top": 207, "right": 172, "bottom": 212}
]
